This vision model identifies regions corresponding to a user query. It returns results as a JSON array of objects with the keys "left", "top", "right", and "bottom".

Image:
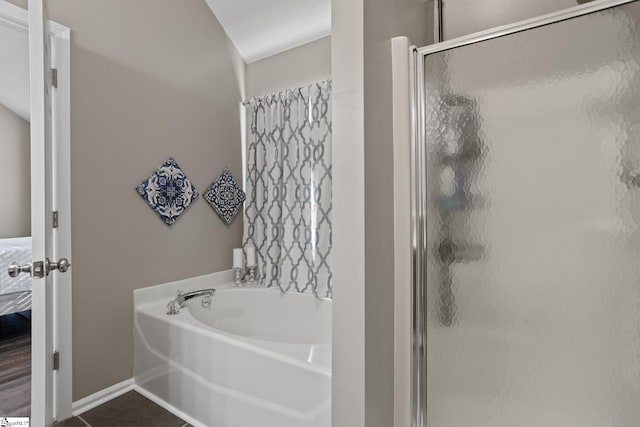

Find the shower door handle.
[{"left": 8, "top": 262, "right": 32, "bottom": 277}]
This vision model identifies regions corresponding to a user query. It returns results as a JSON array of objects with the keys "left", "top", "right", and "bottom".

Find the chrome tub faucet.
[{"left": 167, "top": 288, "right": 215, "bottom": 315}]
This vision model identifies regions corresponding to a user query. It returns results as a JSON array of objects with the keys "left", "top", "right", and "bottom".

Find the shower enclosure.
[{"left": 411, "top": 0, "right": 640, "bottom": 425}]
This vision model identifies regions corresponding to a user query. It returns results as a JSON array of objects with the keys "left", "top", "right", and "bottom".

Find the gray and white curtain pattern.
[{"left": 243, "top": 80, "right": 332, "bottom": 299}]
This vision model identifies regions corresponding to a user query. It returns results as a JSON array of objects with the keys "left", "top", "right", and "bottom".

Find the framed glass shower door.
[{"left": 414, "top": 1, "right": 640, "bottom": 425}]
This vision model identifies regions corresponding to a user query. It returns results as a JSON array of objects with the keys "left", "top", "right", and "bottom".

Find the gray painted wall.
[
  {"left": 5, "top": 0, "right": 584, "bottom": 410},
  {"left": 363, "top": 1, "right": 433, "bottom": 426},
  {"left": 9, "top": 0, "right": 244, "bottom": 400},
  {"left": 0, "top": 102, "right": 30, "bottom": 238},
  {"left": 442, "top": 0, "right": 579, "bottom": 40},
  {"left": 246, "top": 36, "right": 331, "bottom": 99},
  {"left": 330, "top": 0, "right": 366, "bottom": 423},
  {"left": 331, "top": 0, "right": 434, "bottom": 424}
]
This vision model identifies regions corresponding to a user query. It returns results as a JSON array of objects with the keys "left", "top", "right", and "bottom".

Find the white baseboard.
[
  {"left": 71, "top": 378, "right": 134, "bottom": 416},
  {"left": 71, "top": 378, "right": 201, "bottom": 426},
  {"left": 133, "top": 385, "right": 205, "bottom": 427}
]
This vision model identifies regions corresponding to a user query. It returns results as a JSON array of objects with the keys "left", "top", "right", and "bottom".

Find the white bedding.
[{"left": 0, "top": 237, "right": 32, "bottom": 294}]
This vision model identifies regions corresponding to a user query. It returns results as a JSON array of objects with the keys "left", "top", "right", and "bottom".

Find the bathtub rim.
[
  {"left": 134, "top": 270, "right": 332, "bottom": 376},
  {"left": 185, "top": 286, "right": 332, "bottom": 345}
]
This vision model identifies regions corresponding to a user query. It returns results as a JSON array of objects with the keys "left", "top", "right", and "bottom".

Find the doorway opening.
[
  {"left": 0, "top": 0, "right": 72, "bottom": 423},
  {"left": 0, "top": 6, "right": 33, "bottom": 416}
]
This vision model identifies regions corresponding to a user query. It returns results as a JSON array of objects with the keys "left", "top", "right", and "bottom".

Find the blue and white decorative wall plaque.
[
  {"left": 203, "top": 168, "right": 246, "bottom": 224},
  {"left": 136, "top": 157, "right": 199, "bottom": 226}
]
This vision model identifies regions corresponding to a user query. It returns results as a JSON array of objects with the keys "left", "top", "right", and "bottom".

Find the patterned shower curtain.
[{"left": 243, "top": 80, "right": 332, "bottom": 299}]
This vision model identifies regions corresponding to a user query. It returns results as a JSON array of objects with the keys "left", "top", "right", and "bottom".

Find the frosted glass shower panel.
[{"left": 423, "top": 3, "right": 640, "bottom": 426}]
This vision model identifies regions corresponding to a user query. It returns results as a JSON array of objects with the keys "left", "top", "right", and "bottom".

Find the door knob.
[
  {"left": 8, "top": 262, "right": 32, "bottom": 277},
  {"left": 46, "top": 258, "right": 71, "bottom": 274}
]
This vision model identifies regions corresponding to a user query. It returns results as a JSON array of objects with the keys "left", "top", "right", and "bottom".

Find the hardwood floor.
[{"left": 0, "top": 311, "right": 31, "bottom": 417}]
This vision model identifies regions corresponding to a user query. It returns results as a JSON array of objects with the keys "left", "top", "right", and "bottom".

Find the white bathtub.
[{"left": 134, "top": 270, "right": 331, "bottom": 427}]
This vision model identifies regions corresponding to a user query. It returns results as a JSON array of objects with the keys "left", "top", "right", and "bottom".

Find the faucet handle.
[
  {"left": 202, "top": 294, "right": 212, "bottom": 309},
  {"left": 167, "top": 300, "right": 180, "bottom": 315}
]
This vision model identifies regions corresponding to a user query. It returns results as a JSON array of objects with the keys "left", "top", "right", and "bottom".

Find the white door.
[
  {"left": 2, "top": 0, "right": 71, "bottom": 423},
  {"left": 28, "top": 0, "right": 69, "bottom": 425}
]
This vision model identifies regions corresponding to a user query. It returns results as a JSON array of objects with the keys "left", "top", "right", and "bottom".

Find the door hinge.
[
  {"left": 53, "top": 351, "right": 60, "bottom": 370},
  {"left": 52, "top": 211, "right": 59, "bottom": 228},
  {"left": 51, "top": 68, "right": 58, "bottom": 88}
]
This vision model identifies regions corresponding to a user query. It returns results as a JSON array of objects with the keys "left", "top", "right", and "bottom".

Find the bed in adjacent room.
[{"left": 0, "top": 237, "right": 32, "bottom": 316}]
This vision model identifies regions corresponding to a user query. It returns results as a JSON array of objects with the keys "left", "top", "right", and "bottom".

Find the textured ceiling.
[
  {"left": 0, "top": 21, "right": 29, "bottom": 121},
  {"left": 204, "top": 0, "right": 331, "bottom": 63}
]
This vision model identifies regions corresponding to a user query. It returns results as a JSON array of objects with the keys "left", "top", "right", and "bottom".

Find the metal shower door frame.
[{"left": 410, "top": 0, "right": 639, "bottom": 425}]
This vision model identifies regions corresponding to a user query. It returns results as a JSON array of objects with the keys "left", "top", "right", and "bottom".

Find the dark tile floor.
[{"left": 54, "top": 391, "right": 192, "bottom": 427}]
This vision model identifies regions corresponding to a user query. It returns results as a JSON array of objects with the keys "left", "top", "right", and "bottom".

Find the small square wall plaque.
[
  {"left": 136, "top": 157, "right": 198, "bottom": 226},
  {"left": 203, "top": 168, "right": 246, "bottom": 224}
]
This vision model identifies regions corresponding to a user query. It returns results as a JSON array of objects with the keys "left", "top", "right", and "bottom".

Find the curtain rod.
[{"left": 240, "top": 78, "right": 331, "bottom": 108}]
